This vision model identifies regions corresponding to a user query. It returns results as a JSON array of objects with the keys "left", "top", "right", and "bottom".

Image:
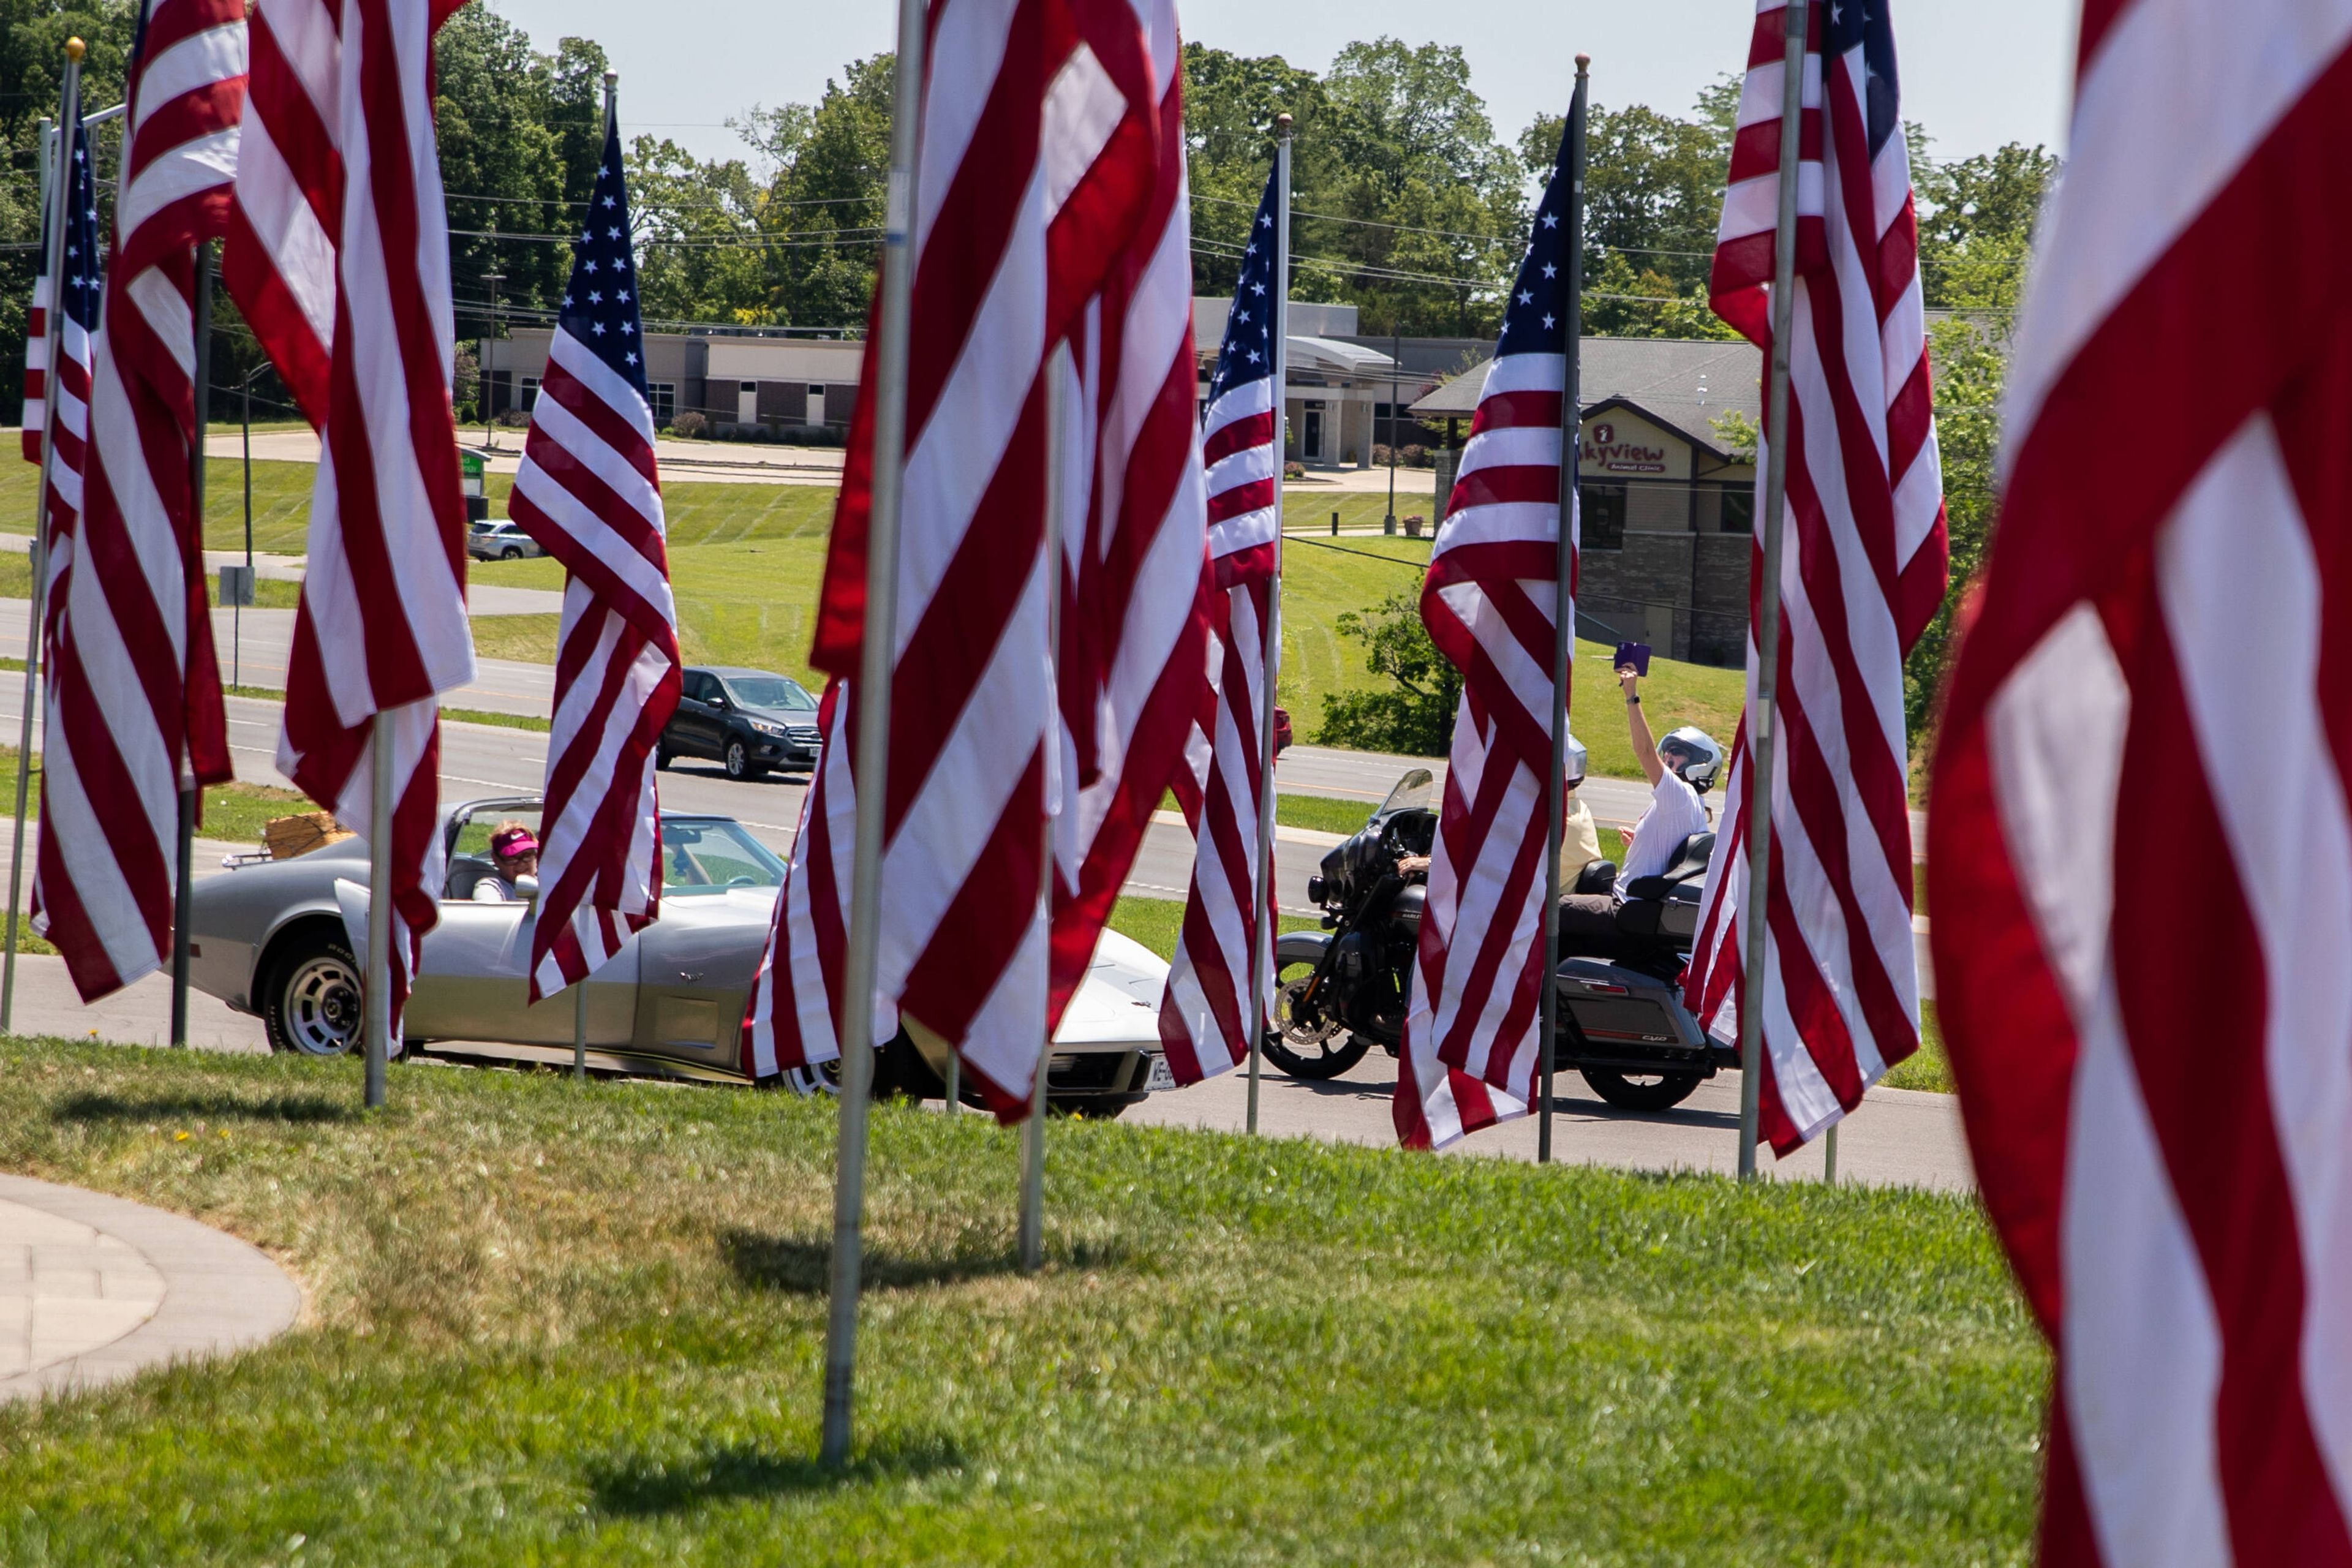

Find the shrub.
[
  {"left": 1314, "top": 585, "right": 1459, "bottom": 756},
  {"left": 1400, "top": 443, "right": 1431, "bottom": 469},
  {"left": 670, "top": 410, "right": 707, "bottom": 440},
  {"left": 1284, "top": 460, "right": 1306, "bottom": 480},
  {"left": 496, "top": 408, "right": 531, "bottom": 428},
  {"left": 1371, "top": 443, "right": 1393, "bottom": 467}
]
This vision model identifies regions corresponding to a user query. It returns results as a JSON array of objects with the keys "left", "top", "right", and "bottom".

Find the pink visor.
[{"left": 490, "top": 826, "right": 540, "bottom": 858}]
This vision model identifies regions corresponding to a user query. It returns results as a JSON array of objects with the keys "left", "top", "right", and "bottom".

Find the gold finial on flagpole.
[
  {"left": 64, "top": 36, "right": 85, "bottom": 61},
  {"left": 1275, "top": 112, "right": 1292, "bottom": 131}
]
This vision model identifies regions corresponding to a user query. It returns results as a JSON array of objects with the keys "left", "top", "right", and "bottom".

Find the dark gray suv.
[{"left": 657, "top": 666, "right": 822, "bottom": 780}]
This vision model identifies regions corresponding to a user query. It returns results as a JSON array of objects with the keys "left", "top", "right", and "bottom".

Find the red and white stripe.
[
  {"left": 742, "top": 0, "right": 1205, "bottom": 1117},
  {"left": 1398, "top": 348, "right": 1573, "bottom": 1151},
  {"left": 227, "top": 0, "right": 475, "bottom": 1054},
  {"left": 1930, "top": 2, "right": 2352, "bottom": 1561},
  {"left": 18, "top": 179, "right": 93, "bottom": 522},
  {"left": 32, "top": 0, "right": 246, "bottom": 1001},
  {"left": 739, "top": 680, "right": 899, "bottom": 1076},
  {"left": 1681, "top": 0, "right": 1948, "bottom": 1155},
  {"left": 1156, "top": 356, "right": 1276, "bottom": 1082},
  {"left": 19, "top": 277, "right": 81, "bottom": 476},
  {"left": 510, "top": 332, "right": 682, "bottom": 1001}
]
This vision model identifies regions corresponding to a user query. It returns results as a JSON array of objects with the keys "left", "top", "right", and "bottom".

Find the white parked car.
[{"left": 467, "top": 521, "right": 546, "bottom": 562}]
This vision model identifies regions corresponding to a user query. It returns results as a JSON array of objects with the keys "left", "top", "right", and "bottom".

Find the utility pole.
[
  {"left": 481, "top": 270, "right": 505, "bottom": 452},
  {"left": 1386, "top": 328, "right": 1400, "bottom": 533}
]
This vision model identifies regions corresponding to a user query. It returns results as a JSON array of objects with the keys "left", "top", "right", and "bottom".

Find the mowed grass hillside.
[
  {"left": 0, "top": 1039, "right": 2041, "bottom": 1565},
  {"left": 472, "top": 527, "right": 1744, "bottom": 778},
  {"left": 0, "top": 459, "right": 1741, "bottom": 776}
]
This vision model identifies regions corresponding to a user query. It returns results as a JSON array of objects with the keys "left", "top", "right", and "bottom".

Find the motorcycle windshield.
[{"left": 1370, "top": 767, "right": 1436, "bottom": 823}]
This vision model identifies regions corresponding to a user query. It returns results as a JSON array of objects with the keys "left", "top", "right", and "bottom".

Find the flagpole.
[
  {"left": 820, "top": 0, "right": 925, "bottom": 1469},
  {"left": 364, "top": 712, "right": 391, "bottom": 1109},
  {"left": 1538, "top": 58, "right": 1589, "bottom": 1165},
  {"left": 1246, "top": 115, "right": 1292, "bottom": 1139},
  {"left": 1736, "top": 0, "right": 1808, "bottom": 1182},
  {"left": 173, "top": 241, "right": 214, "bottom": 1049},
  {"left": 2, "top": 46, "right": 84, "bottom": 1036},
  {"left": 567, "top": 71, "right": 625, "bottom": 1089},
  {"left": 1022, "top": 345, "right": 1070, "bottom": 1276}
]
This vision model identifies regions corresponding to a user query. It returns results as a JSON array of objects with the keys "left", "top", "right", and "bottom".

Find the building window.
[
  {"left": 1719, "top": 483, "right": 1754, "bottom": 535},
  {"left": 1582, "top": 482, "right": 1627, "bottom": 551},
  {"left": 518, "top": 375, "right": 540, "bottom": 409},
  {"left": 646, "top": 381, "right": 676, "bottom": 425}
]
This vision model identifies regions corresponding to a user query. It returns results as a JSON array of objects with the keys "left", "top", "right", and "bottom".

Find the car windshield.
[
  {"left": 722, "top": 675, "right": 816, "bottom": 712},
  {"left": 662, "top": 819, "right": 788, "bottom": 894},
  {"left": 1371, "top": 768, "right": 1436, "bottom": 823}
]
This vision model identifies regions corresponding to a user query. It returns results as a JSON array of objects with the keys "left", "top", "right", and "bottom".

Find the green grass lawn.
[{"left": 0, "top": 1038, "right": 2040, "bottom": 1564}]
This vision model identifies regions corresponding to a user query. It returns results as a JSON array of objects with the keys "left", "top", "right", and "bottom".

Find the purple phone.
[{"left": 1613, "top": 641, "right": 1653, "bottom": 677}]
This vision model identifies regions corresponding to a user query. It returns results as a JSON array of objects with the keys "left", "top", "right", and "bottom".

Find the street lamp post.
[{"left": 482, "top": 270, "right": 506, "bottom": 451}]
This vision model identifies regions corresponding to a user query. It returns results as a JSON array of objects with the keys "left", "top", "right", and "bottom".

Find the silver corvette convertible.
[{"left": 185, "top": 796, "right": 1178, "bottom": 1115}]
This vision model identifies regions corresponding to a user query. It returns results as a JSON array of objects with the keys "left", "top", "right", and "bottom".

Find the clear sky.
[{"left": 484, "top": 0, "right": 2081, "bottom": 172}]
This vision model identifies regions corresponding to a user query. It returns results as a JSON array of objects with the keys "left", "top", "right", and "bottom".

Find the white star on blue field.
[
  {"left": 1493, "top": 119, "right": 1575, "bottom": 361},
  {"left": 53, "top": 115, "right": 101, "bottom": 333},
  {"left": 557, "top": 119, "right": 650, "bottom": 394},
  {"left": 1206, "top": 159, "right": 1281, "bottom": 402}
]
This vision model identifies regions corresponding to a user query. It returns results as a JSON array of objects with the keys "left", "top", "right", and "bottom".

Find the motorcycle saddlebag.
[
  {"left": 1554, "top": 957, "right": 1711, "bottom": 1057},
  {"left": 1613, "top": 885, "right": 1703, "bottom": 943}
]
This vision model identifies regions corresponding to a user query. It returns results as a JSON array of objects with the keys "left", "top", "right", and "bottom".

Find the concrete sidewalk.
[{"left": 0, "top": 1172, "right": 301, "bottom": 1404}]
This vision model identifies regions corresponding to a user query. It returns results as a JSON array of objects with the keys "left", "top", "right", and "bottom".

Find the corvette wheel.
[{"left": 265, "top": 931, "right": 363, "bottom": 1057}]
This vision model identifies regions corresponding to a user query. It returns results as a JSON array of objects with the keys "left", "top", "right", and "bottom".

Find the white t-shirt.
[{"left": 1618, "top": 770, "right": 1709, "bottom": 895}]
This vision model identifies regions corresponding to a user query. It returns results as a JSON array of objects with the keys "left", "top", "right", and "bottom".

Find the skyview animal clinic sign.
[{"left": 1583, "top": 421, "right": 1668, "bottom": 475}]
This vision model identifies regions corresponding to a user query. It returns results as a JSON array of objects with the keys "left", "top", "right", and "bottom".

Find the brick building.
[{"left": 1411, "top": 337, "right": 1762, "bottom": 666}]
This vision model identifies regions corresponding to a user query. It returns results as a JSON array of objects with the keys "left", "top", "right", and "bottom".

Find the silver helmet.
[
  {"left": 1658, "top": 726, "right": 1723, "bottom": 792},
  {"left": 1563, "top": 733, "right": 1588, "bottom": 791}
]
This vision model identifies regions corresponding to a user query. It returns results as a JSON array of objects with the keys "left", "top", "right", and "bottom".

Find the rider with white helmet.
[{"left": 1555, "top": 660, "right": 1722, "bottom": 956}]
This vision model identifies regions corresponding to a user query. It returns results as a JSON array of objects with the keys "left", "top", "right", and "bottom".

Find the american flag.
[
  {"left": 1158, "top": 156, "right": 1281, "bottom": 1085},
  {"left": 19, "top": 110, "right": 99, "bottom": 516},
  {"left": 744, "top": 0, "right": 1206, "bottom": 1117},
  {"left": 508, "top": 113, "right": 681, "bottom": 1001},
  {"left": 1931, "top": 4, "right": 2352, "bottom": 1561},
  {"left": 225, "top": 0, "right": 475, "bottom": 1055},
  {"left": 1395, "top": 122, "right": 1577, "bottom": 1151},
  {"left": 1681, "top": 0, "right": 1947, "bottom": 1155},
  {"left": 33, "top": 0, "right": 245, "bottom": 1001}
]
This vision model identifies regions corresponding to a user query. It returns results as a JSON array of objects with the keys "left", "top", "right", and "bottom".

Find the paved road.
[
  {"left": 1126, "top": 1049, "right": 1973, "bottom": 1191},
  {"left": 0, "top": 944, "right": 1973, "bottom": 1191}
]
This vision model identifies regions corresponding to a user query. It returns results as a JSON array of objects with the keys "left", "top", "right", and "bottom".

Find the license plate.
[{"left": 1144, "top": 1054, "right": 1177, "bottom": 1092}]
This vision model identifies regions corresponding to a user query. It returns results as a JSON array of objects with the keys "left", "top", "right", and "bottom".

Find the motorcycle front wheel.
[{"left": 1262, "top": 956, "right": 1374, "bottom": 1080}]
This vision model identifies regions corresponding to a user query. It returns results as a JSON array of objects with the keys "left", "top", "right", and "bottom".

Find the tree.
[
  {"left": 1317, "top": 585, "right": 1460, "bottom": 755},
  {"left": 0, "top": 1, "right": 137, "bottom": 405},
  {"left": 433, "top": 9, "right": 568, "bottom": 332},
  {"left": 1521, "top": 78, "right": 1743, "bottom": 341},
  {"left": 1915, "top": 141, "right": 2054, "bottom": 311}
]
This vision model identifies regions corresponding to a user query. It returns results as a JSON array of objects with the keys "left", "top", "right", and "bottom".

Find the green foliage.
[
  {"left": 1916, "top": 142, "right": 2056, "bottom": 311},
  {"left": 1904, "top": 315, "right": 2007, "bottom": 743},
  {"left": 433, "top": 12, "right": 601, "bottom": 323},
  {"left": 1315, "top": 585, "right": 1459, "bottom": 754},
  {"left": 1183, "top": 39, "right": 1529, "bottom": 337}
]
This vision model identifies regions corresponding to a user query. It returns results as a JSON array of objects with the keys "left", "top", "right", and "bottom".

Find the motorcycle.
[{"left": 1269, "top": 771, "right": 1738, "bottom": 1113}]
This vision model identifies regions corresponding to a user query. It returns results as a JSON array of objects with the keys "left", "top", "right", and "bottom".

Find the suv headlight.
[{"left": 748, "top": 720, "right": 786, "bottom": 738}]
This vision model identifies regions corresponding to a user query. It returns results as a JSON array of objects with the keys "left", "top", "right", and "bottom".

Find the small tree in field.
[{"left": 1317, "top": 586, "right": 1460, "bottom": 756}]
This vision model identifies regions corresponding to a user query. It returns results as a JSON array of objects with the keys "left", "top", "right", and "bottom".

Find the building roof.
[
  {"left": 1287, "top": 335, "right": 1398, "bottom": 379},
  {"left": 1409, "top": 336, "right": 1762, "bottom": 456}
]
